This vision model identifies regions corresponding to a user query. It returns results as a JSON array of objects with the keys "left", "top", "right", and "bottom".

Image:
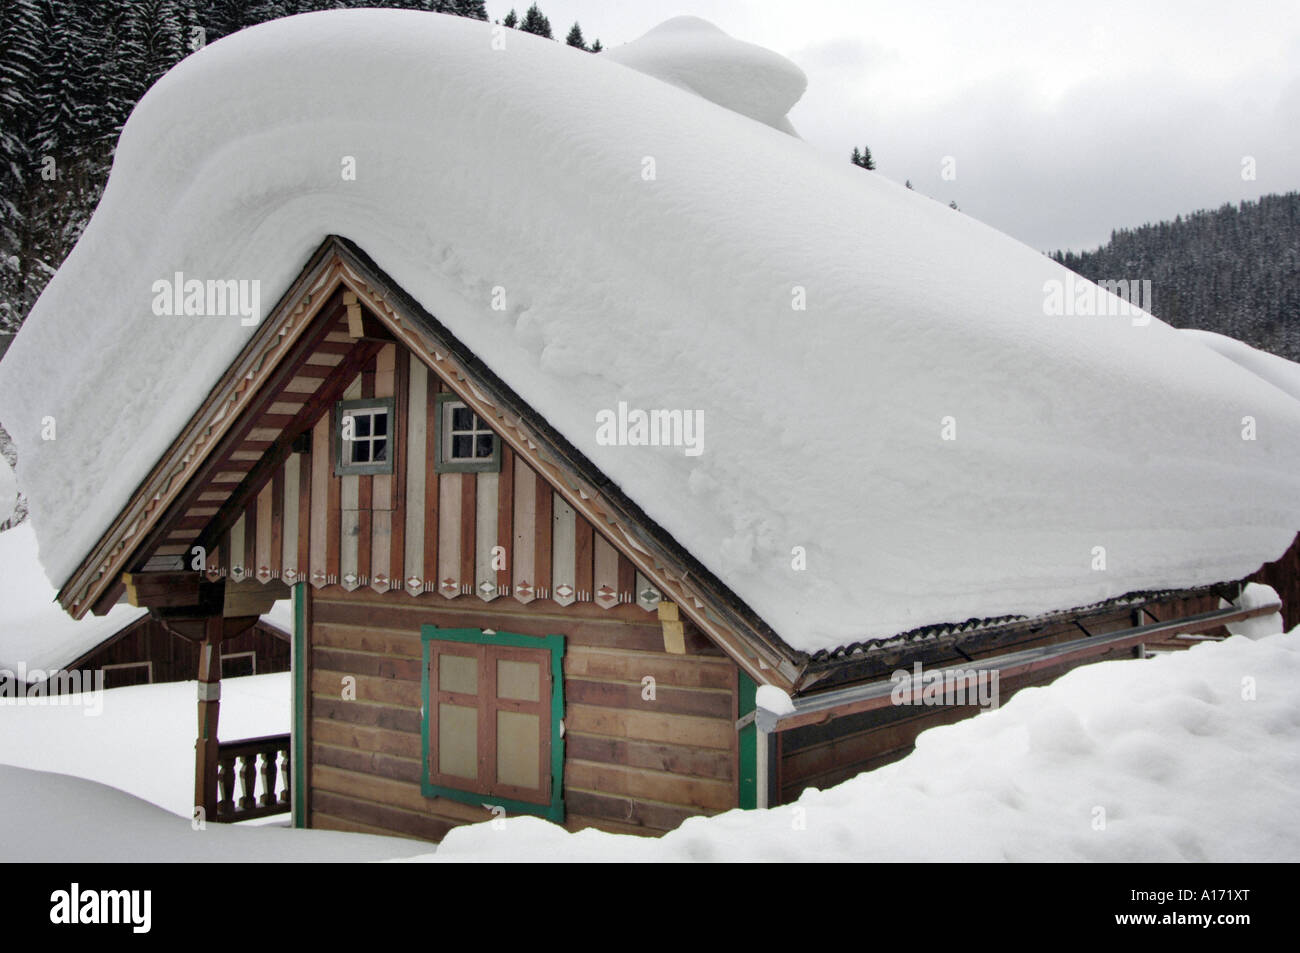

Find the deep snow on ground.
[
  {"left": 2, "top": 630, "right": 1297, "bottom": 861},
  {"left": 3, "top": 11, "right": 1300, "bottom": 651},
  {"left": 0, "top": 764, "right": 425, "bottom": 862},
  {"left": 416, "top": 629, "right": 1300, "bottom": 862},
  {"left": 0, "top": 672, "right": 290, "bottom": 818}
]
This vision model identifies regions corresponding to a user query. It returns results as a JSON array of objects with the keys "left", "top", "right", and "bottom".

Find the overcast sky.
[{"left": 486, "top": 0, "right": 1300, "bottom": 252}]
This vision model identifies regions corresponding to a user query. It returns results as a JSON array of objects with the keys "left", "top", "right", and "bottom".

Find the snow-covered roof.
[
  {"left": 3, "top": 10, "right": 1300, "bottom": 654},
  {"left": 0, "top": 520, "right": 147, "bottom": 672}
]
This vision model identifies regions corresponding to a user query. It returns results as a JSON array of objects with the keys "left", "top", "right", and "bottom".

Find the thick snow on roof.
[
  {"left": 3, "top": 11, "right": 1300, "bottom": 653},
  {"left": 0, "top": 521, "right": 146, "bottom": 672},
  {"left": 605, "top": 17, "right": 806, "bottom": 135},
  {"left": 1182, "top": 329, "right": 1300, "bottom": 404}
]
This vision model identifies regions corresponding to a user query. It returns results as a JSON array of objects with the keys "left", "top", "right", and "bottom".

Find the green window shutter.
[{"left": 421, "top": 626, "right": 565, "bottom": 823}]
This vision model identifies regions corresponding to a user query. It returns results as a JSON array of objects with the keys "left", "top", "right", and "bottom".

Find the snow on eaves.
[{"left": 2, "top": 11, "right": 1300, "bottom": 655}]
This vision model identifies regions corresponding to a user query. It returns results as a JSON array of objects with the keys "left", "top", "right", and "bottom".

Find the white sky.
[{"left": 488, "top": 0, "right": 1300, "bottom": 251}]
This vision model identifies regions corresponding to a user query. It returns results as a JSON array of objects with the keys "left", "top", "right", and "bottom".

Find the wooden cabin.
[{"left": 34, "top": 236, "right": 1284, "bottom": 839}]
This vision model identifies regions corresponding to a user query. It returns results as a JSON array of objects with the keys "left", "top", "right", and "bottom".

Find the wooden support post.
[{"left": 194, "top": 614, "right": 223, "bottom": 824}]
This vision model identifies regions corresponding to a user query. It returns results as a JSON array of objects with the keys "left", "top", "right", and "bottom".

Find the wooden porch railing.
[{"left": 215, "top": 733, "right": 291, "bottom": 822}]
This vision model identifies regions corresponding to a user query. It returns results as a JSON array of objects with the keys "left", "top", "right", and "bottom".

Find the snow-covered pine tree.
[
  {"left": 520, "top": 3, "right": 551, "bottom": 38},
  {"left": 566, "top": 22, "right": 585, "bottom": 49},
  {"left": 851, "top": 145, "right": 875, "bottom": 170}
]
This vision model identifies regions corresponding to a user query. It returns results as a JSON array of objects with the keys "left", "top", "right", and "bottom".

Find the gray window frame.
[
  {"left": 334, "top": 397, "right": 396, "bottom": 477},
  {"left": 434, "top": 393, "right": 501, "bottom": 474}
]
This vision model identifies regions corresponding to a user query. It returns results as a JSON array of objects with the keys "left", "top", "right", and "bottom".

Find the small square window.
[
  {"left": 435, "top": 394, "right": 501, "bottom": 473},
  {"left": 335, "top": 398, "right": 395, "bottom": 476}
]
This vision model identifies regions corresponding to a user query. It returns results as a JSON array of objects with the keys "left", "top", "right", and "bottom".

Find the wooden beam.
[
  {"left": 224, "top": 578, "right": 290, "bottom": 618},
  {"left": 658, "top": 601, "right": 686, "bottom": 655}
]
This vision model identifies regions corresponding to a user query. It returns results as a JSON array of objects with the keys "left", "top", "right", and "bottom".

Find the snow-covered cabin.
[{"left": 2, "top": 11, "right": 1299, "bottom": 837}]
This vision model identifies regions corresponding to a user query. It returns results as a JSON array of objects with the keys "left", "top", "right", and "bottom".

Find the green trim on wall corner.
[
  {"left": 420, "top": 626, "right": 565, "bottom": 824},
  {"left": 292, "top": 582, "right": 307, "bottom": 828},
  {"left": 738, "top": 671, "right": 758, "bottom": 810}
]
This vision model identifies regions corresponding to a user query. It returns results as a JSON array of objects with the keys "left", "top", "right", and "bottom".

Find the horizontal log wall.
[{"left": 306, "top": 586, "right": 739, "bottom": 842}]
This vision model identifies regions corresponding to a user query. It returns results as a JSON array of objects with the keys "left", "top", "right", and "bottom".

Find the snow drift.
[
  {"left": 2, "top": 10, "right": 1300, "bottom": 652},
  {"left": 423, "top": 629, "right": 1300, "bottom": 862}
]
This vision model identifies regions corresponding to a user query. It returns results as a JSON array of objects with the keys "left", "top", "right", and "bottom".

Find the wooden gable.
[
  {"left": 132, "top": 315, "right": 662, "bottom": 620},
  {"left": 64, "top": 237, "right": 801, "bottom": 689}
]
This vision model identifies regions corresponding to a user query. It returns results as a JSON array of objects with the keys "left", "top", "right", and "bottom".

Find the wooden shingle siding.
[{"left": 306, "top": 586, "right": 738, "bottom": 839}]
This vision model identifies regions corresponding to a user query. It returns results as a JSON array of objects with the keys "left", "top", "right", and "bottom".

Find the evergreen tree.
[
  {"left": 519, "top": 3, "right": 551, "bottom": 38},
  {"left": 590, "top": 38, "right": 602, "bottom": 52},
  {"left": 850, "top": 145, "right": 875, "bottom": 170},
  {"left": 503, "top": 8, "right": 517, "bottom": 28},
  {"left": 565, "top": 21, "right": 585, "bottom": 49}
]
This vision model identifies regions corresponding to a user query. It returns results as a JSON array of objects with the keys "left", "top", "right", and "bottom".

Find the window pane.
[
  {"left": 451, "top": 405, "right": 473, "bottom": 431},
  {"left": 497, "top": 659, "right": 540, "bottom": 702},
  {"left": 439, "top": 654, "right": 478, "bottom": 695},
  {"left": 373, "top": 411, "right": 387, "bottom": 437},
  {"left": 373, "top": 438, "right": 387, "bottom": 462},
  {"left": 354, "top": 413, "right": 371, "bottom": 438},
  {"left": 475, "top": 433, "right": 494, "bottom": 458},
  {"left": 350, "top": 440, "right": 370, "bottom": 464},
  {"left": 451, "top": 435, "right": 472, "bottom": 459},
  {"left": 497, "top": 710, "right": 540, "bottom": 790},
  {"left": 439, "top": 704, "right": 478, "bottom": 779}
]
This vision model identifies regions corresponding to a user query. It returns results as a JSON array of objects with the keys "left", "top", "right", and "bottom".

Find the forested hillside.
[
  {"left": 0, "top": 1, "right": 495, "bottom": 332},
  {"left": 1053, "top": 193, "right": 1300, "bottom": 361}
]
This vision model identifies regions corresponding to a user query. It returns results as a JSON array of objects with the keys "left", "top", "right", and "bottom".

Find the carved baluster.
[
  {"left": 259, "top": 748, "right": 277, "bottom": 809},
  {"left": 217, "top": 755, "right": 237, "bottom": 818},
  {"left": 238, "top": 753, "right": 255, "bottom": 811},
  {"left": 279, "top": 747, "right": 291, "bottom": 805}
]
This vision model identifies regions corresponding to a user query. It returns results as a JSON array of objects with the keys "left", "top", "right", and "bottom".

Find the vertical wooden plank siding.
[
  {"left": 475, "top": 473, "right": 500, "bottom": 600},
  {"left": 512, "top": 456, "right": 537, "bottom": 603},
  {"left": 593, "top": 533, "right": 619, "bottom": 609},
  {"left": 309, "top": 415, "right": 330, "bottom": 587},
  {"left": 370, "top": 344, "right": 396, "bottom": 592},
  {"left": 269, "top": 467, "right": 284, "bottom": 579},
  {"left": 437, "top": 473, "right": 462, "bottom": 597},
  {"left": 282, "top": 453, "right": 301, "bottom": 582},
  {"left": 496, "top": 444, "right": 514, "bottom": 596},
  {"left": 255, "top": 480, "right": 273, "bottom": 581},
  {"left": 534, "top": 480, "right": 552, "bottom": 602},
  {"left": 552, "top": 498, "right": 576, "bottom": 606},
  {"left": 229, "top": 514, "right": 246, "bottom": 581},
  {"left": 403, "top": 355, "right": 428, "bottom": 594},
  {"left": 574, "top": 516, "right": 593, "bottom": 603}
]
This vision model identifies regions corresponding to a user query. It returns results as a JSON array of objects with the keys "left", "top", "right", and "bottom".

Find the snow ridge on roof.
[{"left": 2, "top": 11, "right": 1300, "bottom": 653}]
